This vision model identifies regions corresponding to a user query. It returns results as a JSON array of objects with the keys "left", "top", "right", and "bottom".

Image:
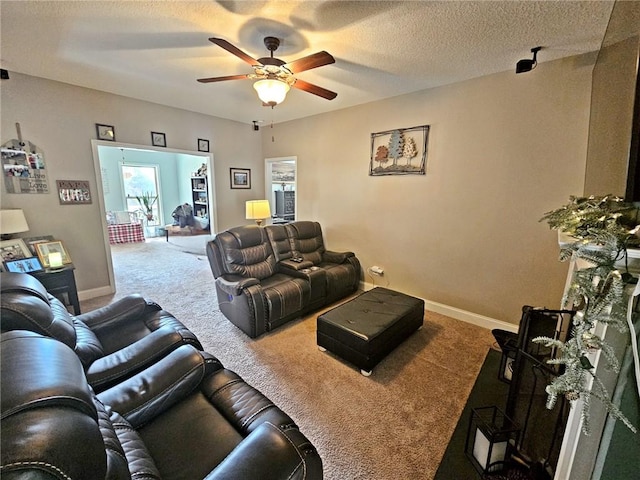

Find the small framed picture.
[
  {"left": 0, "top": 238, "right": 32, "bottom": 262},
  {"left": 151, "top": 131, "right": 167, "bottom": 147},
  {"left": 96, "top": 123, "right": 115, "bottom": 141},
  {"left": 57, "top": 180, "right": 92, "bottom": 205},
  {"left": 36, "top": 240, "right": 72, "bottom": 268},
  {"left": 198, "top": 138, "right": 210, "bottom": 152},
  {"left": 23, "top": 235, "right": 55, "bottom": 255},
  {"left": 4, "top": 256, "right": 44, "bottom": 273},
  {"left": 230, "top": 168, "right": 251, "bottom": 189}
]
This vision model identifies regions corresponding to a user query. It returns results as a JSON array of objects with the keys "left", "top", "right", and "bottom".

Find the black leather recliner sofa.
[
  {"left": 0, "top": 272, "right": 202, "bottom": 392},
  {"left": 1, "top": 330, "right": 323, "bottom": 479},
  {"left": 206, "top": 221, "right": 361, "bottom": 338},
  {"left": 0, "top": 273, "right": 323, "bottom": 479}
]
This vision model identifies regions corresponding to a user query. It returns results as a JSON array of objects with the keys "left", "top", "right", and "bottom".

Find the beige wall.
[
  {"left": 263, "top": 54, "right": 595, "bottom": 324},
  {"left": 2, "top": 54, "right": 595, "bottom": 325},
  {"left": 1, "top": 73, "right": 263, "bottom": 292}
]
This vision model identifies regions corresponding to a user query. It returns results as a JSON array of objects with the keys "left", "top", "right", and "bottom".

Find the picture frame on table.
[
  {"left": 4, "top": 256, "right": 44, "bottom": 273},
  {"left": 96, "top": 123, "right": 116, "bottom": 141},
  {"left": 23, "top": 235, "right": 55, "bottom": 255},
  {"left": 151, "top": 131, "right": 167, "bottom": 147},
  {"left": 198, "top": 138, "right": 210, "bottom": 152},
  {"left": 36, "top": 240, "right": 72, "bottom": 268},
  {"left": 0, "top": 238, "right": 32, "bottom": 262},
  {"left": 230, "top": 168, "right": 251, "bottom": 189}
]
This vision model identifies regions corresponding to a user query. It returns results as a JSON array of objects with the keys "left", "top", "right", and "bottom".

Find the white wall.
[
  {"left": 1, "top": 73, "right": 263, "bottom": 292},
  {"left": 262, "top": 54, "right": 595, "bottom": 325}
]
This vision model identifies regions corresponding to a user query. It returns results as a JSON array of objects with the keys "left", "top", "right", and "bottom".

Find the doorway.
[
  {"left": 91, "top": 140, "right": 216, "bottom": 293},
  {"left": 265, "top": 156, "right": 297, "bottom": 222}
]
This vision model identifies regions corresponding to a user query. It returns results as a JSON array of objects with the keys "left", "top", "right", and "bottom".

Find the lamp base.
[{"left": 255, "top": 219, "right": 263, "bottom": 226}]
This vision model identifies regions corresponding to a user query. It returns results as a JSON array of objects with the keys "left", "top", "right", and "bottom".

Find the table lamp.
[
  {"left": 0, "top": 209, "right": 29, "bottom": 240},
  {"left": 246, "top": 200, "right": 271, "bottom": 226}
]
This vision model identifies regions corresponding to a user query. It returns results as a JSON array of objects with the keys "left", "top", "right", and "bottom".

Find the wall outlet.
[{"left": 370, "top": 266, "right": 384, "bottom": 275}]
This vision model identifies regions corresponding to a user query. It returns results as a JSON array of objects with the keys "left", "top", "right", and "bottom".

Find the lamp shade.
[
  {"left": 253, "top": 79, "right": 290, "bottom": 106},
  {"left": 0, "top": 209, "right": 29, "bottom": 235},
  {"left": 246, "top": 200, "right": 271, "bottom": 225}
]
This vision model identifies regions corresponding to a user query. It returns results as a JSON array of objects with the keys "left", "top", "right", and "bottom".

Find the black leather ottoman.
[{"left": 317, "top": 287, "right": 424, "bottom": 375}]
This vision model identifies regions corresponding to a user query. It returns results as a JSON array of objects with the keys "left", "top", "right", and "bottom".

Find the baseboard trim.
[
  {"left": 78, "top": 285, "right": 114, "bottom": 301},
  {"left": 424, "top": 299, "right": 518, "bottom": 333},
  {"left": 360, "top": 281, "right": 518, "bottom": 333}
]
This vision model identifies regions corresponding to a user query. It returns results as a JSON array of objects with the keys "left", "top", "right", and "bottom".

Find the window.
[{"left": 121, "top": 164, "right": 160, "bottom": 225}]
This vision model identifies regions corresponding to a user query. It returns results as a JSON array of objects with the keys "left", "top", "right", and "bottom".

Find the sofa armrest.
[
  {"left": 216, "top": 275, "right": 260, "bottom": 296},
  {"left": 206, "top": 422, "right": 323, "bottom": 480},
  {"left": 97, "top": 345, "right": 222, "bottom": 428},
  {"left": 323, "top": 250, "right": 354, "bottom": 264},
  {"left": 277, "top": 259, "right": 314, "bottom": 272},
  {"left": 76, "top": 294, "right": 158, "bottom": 329},
  {"left": 85, "top": 325, "right": 202, "bottom": 392}
]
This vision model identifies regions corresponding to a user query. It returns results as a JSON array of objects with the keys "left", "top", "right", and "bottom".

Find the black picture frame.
[
  {"left": 198, "top": 138, "right": 210, "bottom": 152},
  {"left": 96, "top": 123, "right": 115, "bottom": 141},
  {"left": 230, "top": 168, "right": 251, "bottom": 189},
  {"left": 151, "top": 131, "right": 166, "bottom": 147},
  {"left": 4, "top": 256, "right": 44, "bottom": 273}
]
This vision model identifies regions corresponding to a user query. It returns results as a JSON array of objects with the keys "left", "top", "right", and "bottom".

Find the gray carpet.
[{"left": 82, "top": 238, "right": 495, "bottom": 479}]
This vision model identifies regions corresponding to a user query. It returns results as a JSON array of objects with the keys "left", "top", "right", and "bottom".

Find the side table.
[{"left": 30, "top": 265, "right": 81, "bottom": 315}]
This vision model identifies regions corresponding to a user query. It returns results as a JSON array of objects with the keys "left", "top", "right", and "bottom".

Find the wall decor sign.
[
  {"left": 1, "top": 139, "right": 49, "bottom": 194},
  {"left": 198, "top": 138, "right": 210, "bottom": 152},
  {"left": 57, "top": 180, "right": 92, "bottom": 205},
  {"left": 369, "top": 125, "right": 429, "bottom": 176},
  {"left": 151, "top": 131, "right": 167, "bottom": 147},
  {"left": 230, "top": 168, "right": 251, "bottom": 189},
  {"left": 96, "top": 123, "right": 116, "bottom": 141}
]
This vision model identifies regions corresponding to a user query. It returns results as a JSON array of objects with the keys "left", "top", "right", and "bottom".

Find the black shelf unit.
[
  {"left": 191, "top": 176, "right": 209, "bottom": 221},
  {"left": 275, "top": 190, "right": 295, "bottom": 221}
]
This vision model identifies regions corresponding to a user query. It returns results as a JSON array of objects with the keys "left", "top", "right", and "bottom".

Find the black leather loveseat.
[
  {"left": 0, "top": 273, "right": 323, "bottom": 479},
  {"left": 206, "top": 221, "right": 361, "bottom": 338}
]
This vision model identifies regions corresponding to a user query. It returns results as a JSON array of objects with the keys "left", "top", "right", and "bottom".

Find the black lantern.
[
  {"left": 492, "top": 329, "right": 518, "bottom": 383},
  {"left": 465, "top": 406, "right": 520, "bottom": 476}
]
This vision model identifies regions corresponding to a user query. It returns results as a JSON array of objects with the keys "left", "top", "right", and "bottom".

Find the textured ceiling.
[{"left": 0, "top": 1, "right": 615, "bottom": 124}]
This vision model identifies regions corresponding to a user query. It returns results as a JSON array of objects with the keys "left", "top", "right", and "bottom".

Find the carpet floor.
[{"left": 82, "top": 238, "right": 496, "bottom": 479}]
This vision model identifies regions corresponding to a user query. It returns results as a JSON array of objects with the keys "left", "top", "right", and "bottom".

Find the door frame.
[{"left": 91, "top": 140, "right": 216, "bottom": 294}]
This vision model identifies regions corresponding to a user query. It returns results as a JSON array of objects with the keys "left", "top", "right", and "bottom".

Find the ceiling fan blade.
[
  {"left": 284, "top": 51, "right": 335, "bottom": 74},
  {"left": 209, "top": 37, "right": 260, "bottom": 66},
  {"left": 197, "top": 74, "right": 249, "bottom": 83},
  {"left": 292, "top": 79, "right": 337, "bottom": 100}
]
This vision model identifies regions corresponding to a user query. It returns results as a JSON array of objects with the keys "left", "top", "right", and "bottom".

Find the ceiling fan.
[{"left": 197, "top": 36, "right": 337, "bottom": 106}]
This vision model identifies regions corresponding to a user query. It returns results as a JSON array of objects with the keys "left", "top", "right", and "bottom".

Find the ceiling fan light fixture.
[{"left": 253, "top": 78, "right": 290, "bottom": 106}]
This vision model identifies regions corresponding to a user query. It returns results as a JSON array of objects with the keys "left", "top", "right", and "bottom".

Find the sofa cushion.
[
  {"left": 1, "top": 272, "right": 78, "bottom": 349},
  {"left": 216, "top": 226, "right": 277, "bottom": 280},
  {"left": 285, "top": 221, "right": 325, "bottom": 265}
]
